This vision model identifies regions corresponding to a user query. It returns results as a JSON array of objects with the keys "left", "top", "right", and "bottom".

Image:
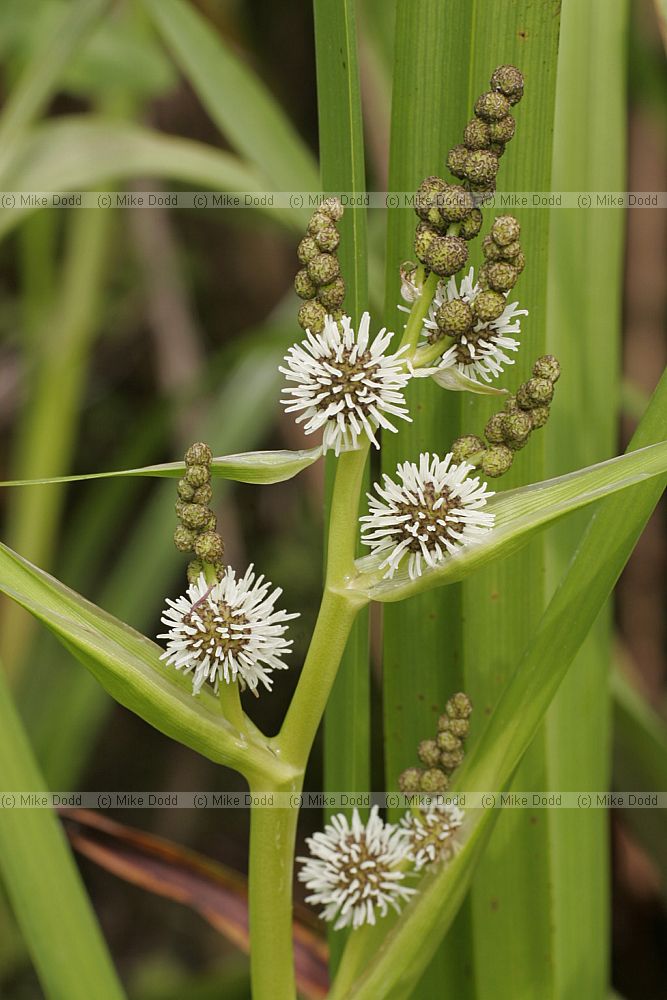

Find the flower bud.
[
  {"left": 177, "top": 480, "right": 195, "bottom": 501},
  {"left": 464, "top": 149, "right": 499, "bottom": 186},
  {"left": 184, "top": 463, "right": 211, "bottom": 488},
  {"left": 447, "top": 144, "right": 469, "bottom": 179},
  {"left": 446, "top": 692, "right": 473, "bottom": 719},
  {"left": 490, "top": 65, "right": 524, "bottom": 104},
  {"left": 179, "top": 503, "right": 211, "bottom": 530},
  {"left": 512, "top": 250, "right": 526, "bottom": 273},
  {"left": 173, "top": 525, "right": 196, "bottom": 552},
  {"left": 488, "top": 115, "right": 516, "bottom": 144},
  {"left": 418, "top": 739, "right": 442, "bottom": 768},
  {"left": 185, "top": 443, "right": 212, "bottom": 467},
  {"left": 435, "top": 298, "right": 474, "bottom": 337},
  {"left": 475, "top": 90, "right": 511, "bottom": 121},
  {"left": 421, "top": 769, "right": 449, "bottom": 793},
  {"left": 425, "top": 234, "right": 468, "bottom": 277},
  {"left": 485, "top": 412, "right": 508, "bottom": 443},
  {"left": 440, "top": 748, "right": 465, "bottom": 771},
  {"left": 473, "top": 288, "right": 506, "bottom": 322},
  {"left": 415, "top": 175, "right": 448, "bottom": 227},
  {"left": 294, "top": 268, "right": 317, "bottom": 299},
  {"left": 307, "top": 252, "right": 340, "bottom": 286},
  {"left": 317, "top": 277, "right": 346, "bottom": 311},
  {"left": 194, "top": 531, "right": 225, "bottom": 564},
  {"left": 486, "top": 261, "right": 518, "bottom": 292},
  {"left": 482, "top": 235, "right": 505, "bottom": 262},
  {"left": 523, "top": 376, "right": 554, "bottom": 406},
  {"left": 504, "top": 409, "right": 532, "bottom": 442},
  {"left": 307, "top": 210, "right": 332, "bottom": 235},
  {"left": 447, "top": 717, "right": 470, "bottom": 739},
  {"left": 459, "top": 207, "right": 483, "bottom": 241},
  {"left": 532, "top": 354, "right": 561, "bottom": 383},
  {"left": 297, "top": 236, "right": 319, "bottom": 265},
  {"left": 398, "top": 767, "right": 423, "bottom": 793},
  {"left": 414, "top": 222, "right": 438, "bottom": 263},
  {"left": 192, "top": 483, "right": 213, "bottom": 505},
  {"left": 530, "top": 404, "right": 551, "bottom": 429},
  {"left": 320, "top": 196, "right": 344, "bottom": 221},
  {"left": 504, "top": 394, "right": 519, "bottom": 412},
  {"left": 463, "top": 117, "right": 491, "bottom": 149},
  {"left": 482, "top": 444, "right": 514, "bottom": 477},
  {"left": 439, "top": 184, "right": 474, "bottom": 223},
  {"left": 315, "top": 224, "right": 340, "bottom": 253},
  {"left": 298, "top": 299, "right": 327, "bottom": 333},
  {"left": 451, "top": 434, "right": 486, "bottom": 464},
  {"left": 498, "top": 240, "right": 522, "bottom": 260},
  {"left": 491, "top": 214, "right": 521, "bottom": 246},
  {"left": 187, "top": 559, "right": 204, "bottom": 585},
  {"left": 436, "top": 729, "right": 462, "bottom": 752}
]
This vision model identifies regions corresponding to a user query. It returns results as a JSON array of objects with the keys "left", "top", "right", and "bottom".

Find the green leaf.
[
  {"left": 0, "top": 542, "right": 297, "bottom": 788},
  {"left": 0, "top": 665, "right": 124, "bottom": 1000},
  {"left": 354, "top": 442, "right": 667, "bottom": 601},
  {"left": 0, "top": 446, "right": 322, "bottom": 488},
  {"left": 142, "top": 0, "right": 319, "bottom": 192}
]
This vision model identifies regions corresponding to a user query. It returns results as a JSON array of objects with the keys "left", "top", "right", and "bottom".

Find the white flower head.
[
  {"left": 360, "top": 452, "right": 495, "bottom": 580},
  {"left": 159, "top": 567, "right": 298, "bottom": 695},
  {"left": 401, "top": 804, "right": 464, "bottom": 871},
  {"left": 423, "top": 267, "right": 528, "bottom": 384},
  {"left": 297, "top": 807, "right": 415, "bottom": 930},
  {"left": 280, "top": 312, "right": 411, "bottom": 456}
]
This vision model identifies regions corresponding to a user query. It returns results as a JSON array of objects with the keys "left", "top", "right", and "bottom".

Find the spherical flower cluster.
[
  {"left": 360, "top": 452, "right": 495, "bottom": 580},
  {"left": 159, "top": 567, "right": 297, "bottom": 695},
  {"left": 297, "top": 807, "right": 415, "bottom": 930},
  {"left": 280, "top": 312, "right": 411, "bottom": 455},
  {"left": 401, "top": 804, "right": 464, "bottom": 870}
]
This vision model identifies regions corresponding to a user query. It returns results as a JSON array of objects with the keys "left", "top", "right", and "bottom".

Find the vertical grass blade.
[
  {"left": 313, "top": 0, "right": 369, "bottom": 973},
  {"left": 0, "top": 664, "right": 124, "bottom": 999},
  {"left": 544, "top": 1, "right": 629, "bottom": 995}
]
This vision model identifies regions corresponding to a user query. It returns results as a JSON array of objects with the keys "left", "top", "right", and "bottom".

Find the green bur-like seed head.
[
  {"left": 482, "top": 235, "right": 505, "bottom": 262},
  {"left": 315, "top": 224, "right": 340, "bottom": 253},
  {"left": 447, "top": 692, "right": 473, "bottom": 719},
  {"left": 504, "top": 409, "right": 532, "bottom": 442},
  {"left": 475, "top": 90, "right": 511, "bottom": 121},
  {"left": 485, "top": 412, "right": 508, "bottom": 443},
  {"left": 298, "top": 299, "right": 326, "bottom": 333},
  {"left": 192, "top": 484, "right": 213, "bottom": 505},
  {"left": 320, "top": 196, "right": 344, "bottom": 221},
  {"left": 486, "top": 261, "right": 518, "bottom": 292},
  {"left": 482, "top": 444, "right": 514, "bottom": 477},
  {"left": 436, "top": 729, "right": 462, "bottom": 752},
  {"left": 451, "top": 434, "right": 486, "bottom": 464},
  {"left": 490, "top": 64, "right": 525, "bottom": 104},
  {"left": 530, "top": 404, "right": 551, "bottom": 429},
  {"left": 440, "top": 748, "right": 465, "bottom": 771},
  {"left": 473, "top": 288, "right": 506, "bottom": 322},
  {"left": 184, "top": 463, "right": 211, "bottom": 488},
  {"left": 489, "top": 115, "right": 516, "bottom": 144},
  {"left": 297, "top": 236, "right": 319, "bottom": 265},
  {"left": 435, "top": 298, "right": 474, "bottom": 337},
  {"left": 194, "top": 531, "right": 225, "bottom": 563},
  {"left": 173, "top": 525, "right": 196, "bottom": 552},
  {"left": 491, "top": 214, "right": 521, "bottom": 246},
  {"left": 317, "top": 277, "right": 346, "bottom": 310},
  {"left": 425, "top": 234, "right": 469, "bottom": 277},
  {"left": 498, "top": 240, "right": 522, "bottom": 260},
  {"left": 414, "top": 222, "right": 438, "bottom": 262},
  {"left": 177, "top": 480, "right": 195, "bottom": 501},
  {"left": 179, "top": 503, "right": 211, "bottom": 530},
  {"left": 464, "top": 149, "right": 499, "bottom": 186},
  {"left": 523, "top": 376, "right": 554, "bottom": 406},
  {"left": 415, "top": 175, "right": 448, "bottom": 227},
  {"left": 447, "top": 144, "right": 469, "bottom": 179},
  {"left": 447, "top": 717, "right": 470, "bottom": 739},
  {"left": 421, "top": 769, "right": 449, "bottom": 793},
  {"left": 460, "top": 208, "right": 483, "bottom": 241},
  {"left": 294, "top": 268, "right": 317, "bottom": 300},
  {"left": 398, "top": 768, "right": 423, "bottom": 793},
  {"left": 418, "top": 739, "right": 442, "bottom": 768},
  {"left": 439, "top": 184, "right": 474, "bottom": 223},
  {"left": 307, "top": 252, "right": 340, "bottom": 286},
  {"left": 463, "top": 117, "right": 491, "bottom": 150},
  {"left": 185, "top": 442, "right": 212, "bottom": 467},
  {"left": 532, "top": 354, "right": 561, "bottom": 383},
  {"left": 307, "top": 210, "right": 332, "bottom": 235}
]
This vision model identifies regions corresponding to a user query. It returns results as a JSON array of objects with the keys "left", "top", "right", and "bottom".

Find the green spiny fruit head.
[
  {"left": 439, "top": 183, "right": 475, "bottom": 223},
  {"left": 425, "top": 234, "right": 469, "bottom": 277},
  {"left": 503, "top": 409, "right": 533, "bottom": 442},
  {"left": 436, "top": 729, "right": 462, "bottom": 752},
  {"left": 320, "top": 196, "right": 344, "bottom": 221},
  {"left": 486, "top": 261, "right": 519, "bottom": 293},
  {"left": 482, "top": 443, "right": 514, "bottom": 477},
  {"left": 184, "top": 463, "right": 211, "bottom": 488},
  {"left": 315, "top": 224, "right": 340, "bottom": 253},
  {"left": 192, "top": 483, "right": 213, "bottom": 505},
  {"left": 451, "top": 434, "right": 486, "bottom": 464},
  {"left": 398, "top": 767, "right": 423, "bottom": 793},
  {"left": 297, "top": 236, "right": 320, "bottom": 265},
  {"left": 177, "top": 479, "right": 195, "bottom": 501},
  {"left": 532, "top": 354, "right": 561, "bottom": 383},
  {"left": 194, "top": 531, "right": 225, "bottom": 564},
  {"left": 498, "top": 239, "right": 522, "bottom": 260},
  {"left": 447, "top": 717, "right": 470, "bottom": 739},
  {"left": 464, "top": 149, "right": 500, "bottom": 186},
  {"left": 414, "top": 221, "right": 438, "bottom": 263},
  {"left": 418, "top": 739, "right": 442, "bottom": 768},
  {"left": 447, "top": 144, "right": 469, "bottom": 179},
  {"left": 504, "top": 394, "right": 519, "bottom": 412},
  {"left": 482, "top": 234, "right": 505, "bottom": 262},
  {"left": 473, "top": 288, "right": 506, "bottom": 322},
  {"left": 530, "top": 404, "right": 551, "bottom": 429},
  {"left": 435, "top": 298, "right": 474, "bottom": 337},
  {"left": 459, "top": 207, "right": 483, "bottom": 241},
  {"left": 415, "top": 175, "right": 448, "bottom": 226},
  {"left": 447, "top": 691, "right": 473, "bottom": 719},
  {"left": 187, "top": 559, "right": 204, "bottom": 585},
  {"left": 490, "top": 65, "right": 525, "bottom": 104},
  {"left": 298, "top": 299, "right": 327, "bottom": 333},
  {"left": 475, "top": 90, "right": 511, "bottom": 121},
  {"left": 463, "top": 117, "right": 491, "bottom": 150},
  {"left": 440, "top": 748, "right": 465, "bottom": 771},
  {"left": 179, "top": 503, "right": 211, "bottom": 530},
  {"left": 294, "top": 268, "right": 317, "bottom": 300},
  {"left": 484, "top": 411, "right": 508, "bottom": 444},
  {"left": 173, "top": 525, "right": 196, "bottom": 552},
  {"left": 307, "top": 252, "right": 340, "bottom": 286},
  {"left": 317, "top": 276, "right": 346, "bottom": 311},
  {"left": 491, "top": 214, "right": 521, "bottom": 246},
  {"left": 307, "top": 210, "right": 332, "bottom": 235},
  {"left": 513, "top": 250, "right": 526, "bottom": 273},
  {"left": 185, "top": 442, "right": 212, "bottom": 467},
  {"left": 524, "top": 376, "right": 555, "bottom": 406},
  {"left": 488, "top": 114, "right": 516, "bottom": 144},
  {"left": 421, "top": 768, "right": 449, "bottom": 793}
]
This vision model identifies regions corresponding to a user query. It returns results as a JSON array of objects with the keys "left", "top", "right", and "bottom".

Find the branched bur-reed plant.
[{"left": 1, "top": 65, "right": 666, "bottom": 1000}]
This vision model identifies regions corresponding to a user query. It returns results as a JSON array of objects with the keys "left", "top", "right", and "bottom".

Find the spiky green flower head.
[
  {"left": 398, "top": 767, "right": 423, "bottom": 793},
  {"left": 436, "top": 729, "right": 462, "bottom": 752},
  {"left": 490, "top": 64, "right": 525, "bottom": 105},
  {"left": 185, "top": 442, "right": 212, "bottom": 466},
  {"left": 475, "top": 90, "right": 511, "bottom": 121},
  {"left": 297, "top": 299, "right": 326, "bottom": 333},
  {"left": 194, "top": 531, "right": 225, "bottom": 564},
  {"left": 439, "top": 184, "right": 475, "bottom": 224},
  {"left": 435, "top": 298, "right": 474, "bottom": 338},
  {"left": 307, "top": 252, "right": 340, "bottom": 286},
  {"left": 488, "top": 115, "right": 516, "bottom": 144},
  {"left": 421, "top": 769, "right": 449, "bottom": 793},
  {"left": 532, "top": 354, "right": 561, "bottom": 383},
  {"left": 317, "top": 277, "right": 346, "bottom": 311},
  {"left": 529, "top": 404, "right": 551, "bottom": 429},
  {"left": 464, "top": 149, "right": 500, "bottom": 186},
  {"left": 481, "top": 443, "right": 514, "bottom": 478},
  {"left": 415, "top": 174, "right": 449, "bottom": 227},
  {"left": 463, "top": 117, "right": 491, "bottom": 150},
  {"left": 518, "top": 376, "right": 554, "bottom": 408},
  {"left": 451, "top": 434, "right": 486, "bottom": 464},
  {"left": 472, "top": 288, "right": 506, "bottom": 323},
  {"left": 297, "top": 235, "right": 319, "bottom": 265},
  {"left": 418, "top": 739, "right": 442, "bottom": 768},
  {"left": 294, "top": 268, "right": 317, "bottom": 300},
  {"left": 485, "top": 261, "right": 519, "bottom": 292},
  {"left": 447, "top": 144, "right": 469, "bottom": 179},
  {"left": 319, "top": 196, "right": 344, "bottom": 221},
  {"left": 315, "top": 224, "right": 340, "bottom": 253},
  {"left": 459, "top": 207, "right": 483, "bottom": 241},
  {"left": 504, "top": 409, "right": 532, "bottom": 443},
  {"left": 484, "top": 412, "right": 508, "bottom": 444},
  {"left": 424, "top": 234, "right": 469, "bottom": 278},
  {"left": 414, "top": 221, "right": 439, "bottom": 263},
  {"left": 174, "top": 525, "right": 197, "bottom": 552},
  {"left": 491, "top": 214, "right": 521, "bottom": 246},
  {"left": 447, "top": 691, "right": 473, "bottom": 719}
]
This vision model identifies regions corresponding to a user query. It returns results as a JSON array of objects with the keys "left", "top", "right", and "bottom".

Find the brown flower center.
[
  {"left": 395, "top": 483, "right": 463, "bottom": 553},
  {"left": 184, "top": 601, "right": 249, "bottom": 658}
]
